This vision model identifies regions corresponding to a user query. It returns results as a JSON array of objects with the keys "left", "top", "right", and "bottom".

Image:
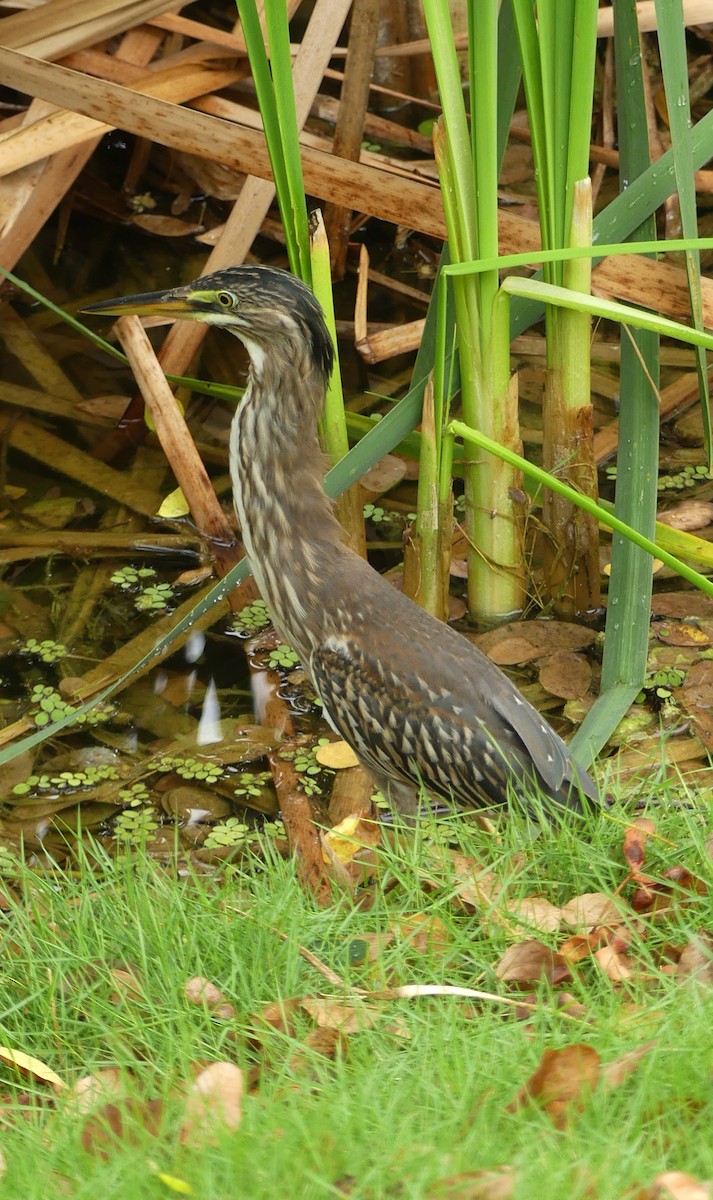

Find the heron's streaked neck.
[{"left": 228, "top": 354, "right": 348, "bottom": 657}]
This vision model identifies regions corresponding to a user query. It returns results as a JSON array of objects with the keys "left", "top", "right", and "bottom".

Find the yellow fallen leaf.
[
  {"left": 155, "top": 1172, "right": 193, "bottom": 1194},
  {"left": 315, "top": 741, "right": 359, "bottom": 769},
  {"left": 322, "top": 815, "right": 364, "bottom": 864},
  {"left": 157, "top": 487, "right": 190, "bottom": 519},
  {"left": 0, "top": 1046, "right": 66, "bottom": 1090}
]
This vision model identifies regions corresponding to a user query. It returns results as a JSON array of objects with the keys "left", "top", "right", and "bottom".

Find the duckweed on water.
[
  {"left": 110, "top": 566, "right": 157, "bottom": 589},
  {"left": 118, "top": 781, "right": 151, "bottom": 807},
  {"left": 232, "top": 770, "right": 272, "bottom": 799},
  {"left": 266, "top": 644, "right": 300, "bottom": 671},
  {"left": 153, "top": 755, "right": 224, "bottom": 784},
  {"left": 229, "top": 598, "right": 272, "bottom": 635},
  {"left": 279, "top": 738, "right": 332, "bottom": 798},
  {"left": 113, "top": 805, "right": 160, "bottom": 843},
  {"left": 19, "top": 638, "right": 67, "bottom": 664},
  {"left": 13, "top": 763, "right": 119, "bottom": 796}
]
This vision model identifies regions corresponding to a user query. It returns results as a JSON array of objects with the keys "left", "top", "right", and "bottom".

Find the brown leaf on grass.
[
  {"left": 428, "top": 1165, "right": 518, "bottom": 1199},
  {"left": 601, "top": 1041, "right": 654, "bottom": 1090},
  {"left": 677, "top": 933, "right": 713, "bottom": 984},
  {"left": 638, "top": 1172, "right": 712, "bottom": 1199},
  {"left": 437, "top": 850, "right": 501, "bottom": 910},
  {"left": 560, "top": 892, "right": 621, "bottom": 930},
  {"left": 623, "top": 819, "right": 657, "bottom": 877},
  {"left": 248, "top": 998, "right": 302, "bottom": 1049},
  {"left": 559, "top": 928, "right": 612, "bottom": 965},
  {"left": 68, "top": 1068, "right": 125, "bottom": 1115},
  {"left": 299, "top": 998, "right": 383, "bottom": 1034},
  {"left": 108, "top": 966, "right": 144, "bottom": 1005},
  {"left": 507, "top": 1044, "right": 601, "bottom": 1128},
  {"left": 287, "top": 1027, "right": 348, "bottom": 1076},
  {"left": 593, "top": 945, "right": 635, "bottom": 983},
  {"left": 180, "top": 1061, "right": 243, "bottom": 1146},
  {"left": 347, "top": 931, "right": 396, "bottom": 967},
  {"left": 554, "top": 993, "right": 589, "bottom": 1021},
  {"left": 184, "top": 976, "right": 236, "bottom": 1019},
  {"left": 81, "top": 1098, "right": 164, "bottom": 1159},
  {"left": 0, "top": 1047, "right": 65, "bottom": 1093},
  {"left": 632, "top": 867, "right": 706, "bottom": 915},
  {"left": 505, "top": 896, "right": 563, "bottom": 933},
  {"left": 397, "top": 913, "right": 452, "bottom": 956},
  {"left": 496, "top": 940, "right": 571, "bottom": 987}
]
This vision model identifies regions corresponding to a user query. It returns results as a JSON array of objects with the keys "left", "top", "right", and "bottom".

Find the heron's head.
[{"left": 84, "top": 265, "right": 335, "bottom": 385}]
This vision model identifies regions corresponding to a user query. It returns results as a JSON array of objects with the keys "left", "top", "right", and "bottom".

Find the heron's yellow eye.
[{"left": 217, "top": 291, "right": 235, "bottom": 308}]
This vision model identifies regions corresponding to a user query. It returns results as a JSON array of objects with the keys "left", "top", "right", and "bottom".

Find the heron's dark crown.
[{"left": 190, "top": 265, "right": 335, "bottom": 384}]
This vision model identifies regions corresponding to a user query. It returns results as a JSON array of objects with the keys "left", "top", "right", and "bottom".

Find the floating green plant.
[
  {"left": 20, "top": 638, "right": 67, "bottom": 665},
  {"left": 114, "top": 805, "right": 160, "bottom": 843},
  {"left": 13, "top": 763, "right": 119, "bottom": 795},
  {"left": 118, "top": 781, "right": 151, "bottom": 807},
  {"left": 279, "top": 738, "right": 332, "bottom": 797},
  {"left": 229, "top": 599, "right": 272, "bottom": 635},
  {"left": 233, "top": 769, "right": 272, "bottom": 800},
  {"left": 29, "top": 685, "right": 114, "bottom": 728},
  {"left": 153, "top": 755, "right": 224, "bottom": 784},
  {"left": 134, "top": 583, "right": 175, "bottom": 613},
  {"left": 203, "top": 818, "right": 249, "bottom": 850},
  {"left": 266, "top": 645, "right": 300, "bottom": 672}
]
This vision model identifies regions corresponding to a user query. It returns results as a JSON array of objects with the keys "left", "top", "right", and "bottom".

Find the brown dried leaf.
[
  {"left": 397, "top": 913, "right": 451, "bottom": 956},
  {"left": 0, "top": 1047, "right": 65, "bottom": 1092},
  {"left": 473, "top": 620, "right": 597, "bottom": 659},
  {"left": 81, "top": 1098, "right": 163, "bottom": 1159},
  {"left": 69, "top": 1068, "right": 125, "bottom": 1115},
  {"left": 560, "top": 892, "right": 622, "bottom": 930},
  {"left": 299, "top": 998, "right": 382, "bottom": 1033},
  {"left": 180, "top": 1061, "right": 243, "bottom": 1146},
  {"left": 439, "top": 850, "right": 501, "bottom": 910},
  {"left": 623, "top": 819, "right": 657, "bottom": 877},
  {"left": 677, "top": 933, "right": 713, "bottom": 984},
  {"left": 538, "top": 651, "right": 592, "bottom": 700},
  {"left": 360, "top": 454, "right": 407, "bottom": 497},
  {"left": 507, "top": 1044, "right": 600, "bottom": 1127},
  {"left": 643, "top": 1172, "right": 712, "bottom": 1199},
  {"left": 559, "top": 928, "right": 611, "bottom": 965},
  {"left": 288, "top": 1027, "right": 348, "bottom": 1075},
  {"left": 130, "top": 214, "right": 204, "bottom": 237},
  {"left": 495, "top": 940, "right": 570, "bottom": 986},
  {"left": 428, "top": 1165, "right": 518, "bottom": 1200},
  {"left": 485, "top": 635, "right": 548, "bottom": 665},
  {"left": 655, "top": 622, "right": 711, "bottom": 648},
  {"left": 601, "top": 1041, "right": 654, "bottom": 1090},
  {"left": 505, "top": 896, "right": 563, "bottom": 933},
  {"left": 593, "top": 945, "right": 635, "bottom": 983},
  {"left": 184, "top": 976, "right": 237, "bottom": 1019},
  {"left": 108, "top": 966, "right": 144, "bottom": 1005},
  {"left": 657, "top": 500, "right": 713, "bottom": 531},
  {"left": 651, "top": 592, "right": 713, "bottom": 618},
  {"left": 249, "top": 998, "right": 302, "bottom": 1044}
]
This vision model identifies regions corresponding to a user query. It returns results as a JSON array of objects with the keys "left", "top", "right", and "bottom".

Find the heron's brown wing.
[{"left": 309, "top": 635, "right": 588, "bottom": 813}]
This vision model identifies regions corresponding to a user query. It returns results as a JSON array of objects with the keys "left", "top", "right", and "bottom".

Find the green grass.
[{"left": 0, "top": 797, "right": 711, "bottom": 1199}]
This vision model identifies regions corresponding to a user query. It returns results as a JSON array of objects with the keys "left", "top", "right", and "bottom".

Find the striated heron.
[{"left": 86, "top": 266, "right": 599, "bottom": 818}]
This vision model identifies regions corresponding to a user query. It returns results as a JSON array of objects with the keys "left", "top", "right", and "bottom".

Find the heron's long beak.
[{"left": 82, "top": 289, "right": 196, "bottom": 319}]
